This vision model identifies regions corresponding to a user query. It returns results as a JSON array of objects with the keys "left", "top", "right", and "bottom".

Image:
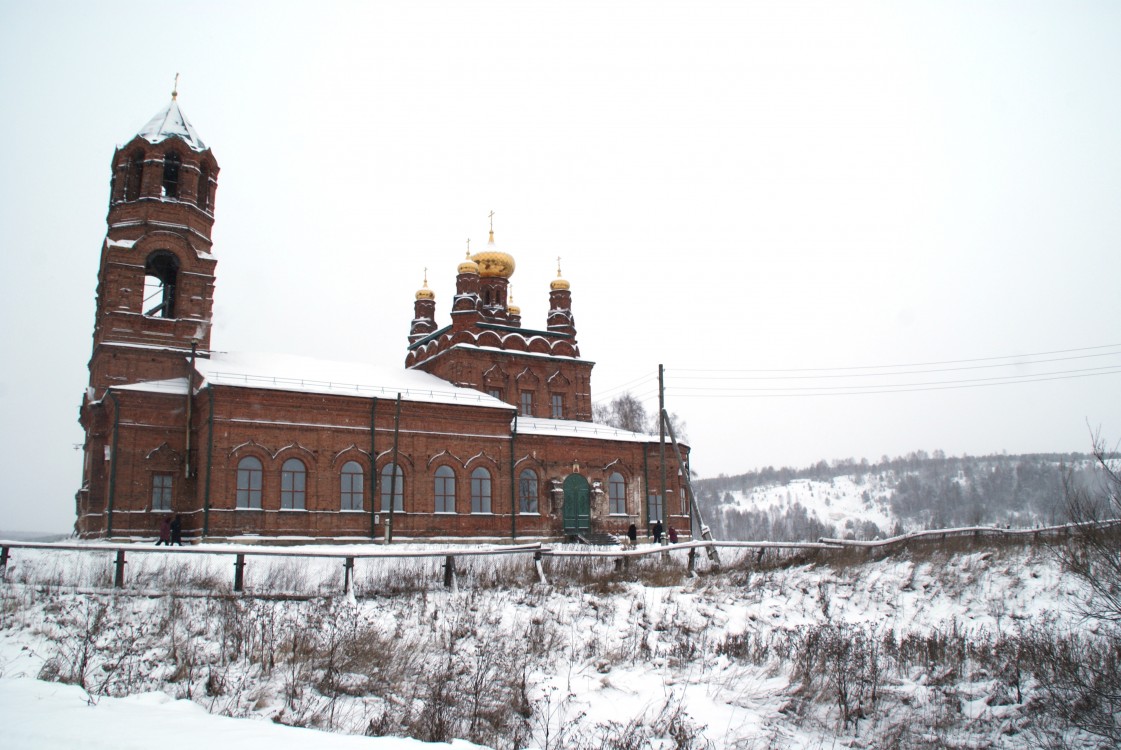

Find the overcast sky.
[{"left": 2, "top": 1, "right": 1120, "bottom": 533}]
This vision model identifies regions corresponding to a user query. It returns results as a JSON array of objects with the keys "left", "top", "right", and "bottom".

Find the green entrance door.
[{"left": 562, "top": 474, "right": 591, "bottom": 534}]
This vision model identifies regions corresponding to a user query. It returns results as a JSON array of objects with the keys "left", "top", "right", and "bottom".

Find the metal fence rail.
[{"left": 1, "top": 520, "right": 1113, "bottom": 594}]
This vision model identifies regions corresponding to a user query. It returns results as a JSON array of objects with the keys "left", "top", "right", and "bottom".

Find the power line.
[
  {"left": 667, "top": 366, "right": 1121, "bottom": 397},
  {"left": 670, "top": 349, "right": 1121, "bottom": 382},
  {"left": 669, "top": 342, "right": 1121, "bottom": 375}
]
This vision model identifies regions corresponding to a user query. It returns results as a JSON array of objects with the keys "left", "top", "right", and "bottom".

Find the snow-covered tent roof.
[
  {"left": 136, "top": 99, "right": 207, "bottom": 152},
  {"left": 194, "top": 352, "right": 511, "bottom": 409}
]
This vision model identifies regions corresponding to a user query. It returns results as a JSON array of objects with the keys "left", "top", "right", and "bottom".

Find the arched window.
[
  {"left": 518, "top": 469, "right": 538, "bottom": 514},
  {"left": 609, "top": 472, "right": 626, "bottom": 515},
  {"left": 340, "top": 461, "right": 363, "bottom": 511},
  {"left": 236, "top": 456, "right": 262, "bottom": 509},
  {"left": 380, "top": 463, "right": 403, "bottom": 512},
  {"left": 143, "top": 251, "right": 179, "bottom": 318},
  {"left": 434, "top": 465, "right": 456, "bottom": 513},
  {"left": 124, "top": 150, "right": 144, "bottom": 201},
  {"left": 196, "top": 161, "right": 210, "bottom": 210},
  {"left": 162, "top": 151, "right": 181, "bottom": 198},
  {"left": 281, "top": 458, "right": 306, "bottom": 510},
  {"left": 470, "top": 467, "right": 492, "bottom": 514}
]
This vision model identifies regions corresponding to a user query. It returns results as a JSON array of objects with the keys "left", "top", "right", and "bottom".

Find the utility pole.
[
  {"left": 659, "top": 364, "right": 666, "bottom": 529},
  {"left": 662, "top": 407, "right": 720, "bottom": 565}
]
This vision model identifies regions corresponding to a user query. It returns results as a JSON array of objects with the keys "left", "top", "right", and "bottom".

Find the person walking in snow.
[
  {"left": 627, "top": 523, "right": 638, "bottom": 546},
  {"left": 170, "top": 515, "right": 183, "bottom": 546},
  {"left": 156, "top": 517, "right": 171, "bottom": 546},
  {"left": 652, "top": 520, "right": 664, "bottom": 544},
  {"left": 668, "top": 526, "right": 678, "bottom": 544}
]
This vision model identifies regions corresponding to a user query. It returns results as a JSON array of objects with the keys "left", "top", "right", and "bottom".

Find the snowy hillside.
[
  {"left": 697, "top": 452, "right": 1103, "bottom": 542},
  {"left": 1, "top": 538, "right": 1117, "bottom": 748}
]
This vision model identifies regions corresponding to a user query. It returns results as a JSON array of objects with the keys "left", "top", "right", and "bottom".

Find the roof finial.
[
  {"left": 556, "top": 256, "right": 563, "bottom": 277},
  {"left": 488, "top": 210, "right": 495, "bottom": 243},
  {"left": 465, "top": 238, "right": 471, "bottom": 257},
  {"left": 423, "top": 267, "right": 429, "bottom": 287},
  {"left": 172, "top": 72, "right": 179, "bottom": 101}
]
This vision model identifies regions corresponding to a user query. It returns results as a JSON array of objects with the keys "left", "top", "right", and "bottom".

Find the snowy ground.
[
  {"left": 0, "top": 539, "right": 1111, "bottom": 748},
  {"left": 0, "top": 676, "right": 482, "bottom": 750}
]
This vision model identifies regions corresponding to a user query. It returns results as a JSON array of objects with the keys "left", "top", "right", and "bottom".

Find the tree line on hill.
[{"left": 693, "top": 450, "right": 1112, "bottom": 542}]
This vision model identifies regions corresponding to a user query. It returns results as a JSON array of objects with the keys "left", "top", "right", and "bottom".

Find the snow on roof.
[
  {"left": 195, "top": 352, "right": 512, "bottom": 409},
  {"left": 441, "top": 343, "right": 593, "bottom": 364},
  {"left": 517, "top": 416, "right": 661, "bottom": 443},
  {"left": 113, "top": 377, "right": 190, "bottom": 395},
  {"left": 137, "top": 99, "right": 207, "bottom": 152}
]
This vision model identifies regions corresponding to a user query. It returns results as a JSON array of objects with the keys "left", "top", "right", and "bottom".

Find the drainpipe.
[
  {"left": 106, "top": 391, "right": 121, "bottom": 538},
  {"left": 369, "top": 397, "right": 378, "bottom": 540},
  {"left": 203, "top": 386, "right": 214, "bottom": 537},
  {"left": 642, "top": 443, "right": 650, "bottom": 533},
  {"left": 388, "top": 394, "right": 402, "bottom": 543},
  {"left": 184, "top": 342, "right": 196, "bottom": 479},
  {"left": 510, "top": 414, "right": 518, "bottom": 540}
]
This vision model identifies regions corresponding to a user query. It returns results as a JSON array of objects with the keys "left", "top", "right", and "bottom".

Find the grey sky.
[{"left": 2, "top": 1, "right": 1120, "bottom": 533}]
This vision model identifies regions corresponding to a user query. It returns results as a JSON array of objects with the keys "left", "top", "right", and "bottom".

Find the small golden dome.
[
  {"left": 458, "top": 258, "right": 480, "bottom": 275},
  {"left": 508, "top": 304, "right": 521, "bottom": 315},
  {"left": 550, "top": 256, "right": 570, "bottom": 290},
  {"left": 471, "top": 231, "right": 515, "bottom": 278},
  {"left": 415, "top": 270, "right": 435, "bottom": 300}
]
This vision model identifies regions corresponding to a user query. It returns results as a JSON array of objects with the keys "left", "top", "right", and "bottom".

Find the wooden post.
[
  {"left": 534, "top": 550, "right": 548, "bottom": 585},
  {"left": 113, "top": 549, "right": 126, "bottom": 588},
  {"left": 233, "top": 553, "right": 246, "bottom": 592},
  {"left": 443, "top": 555, "right": 457, "bottom": 591},
  {"left": 343, "top": 556, "right": 355, "bottom": 595},
  {"left": 687, "top": 547, "right": 697, "bottom": 577},
  {"left": 0, "top": 545, "right": 9, "bottom": 571}
]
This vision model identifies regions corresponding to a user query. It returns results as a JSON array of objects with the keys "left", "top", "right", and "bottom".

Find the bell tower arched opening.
[{"left": 143, "top": 251, "right": 180, "bottom": 318}]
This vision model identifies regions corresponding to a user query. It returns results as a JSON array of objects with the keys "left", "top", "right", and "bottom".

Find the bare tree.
[
  {"left": 1056, "top": 432, "right": 1121, "bottom": 624},
  {"left": 593, "top": 392, "right": 688, "bottom": 441},
  {"left": 1041, "top": 432, "right": 1121, "bottom": 745}
]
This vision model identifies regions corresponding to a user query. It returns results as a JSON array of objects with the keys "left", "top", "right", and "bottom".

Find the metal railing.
[{"left": 1, "top": 520, "right": 1112, "bottom": 595}]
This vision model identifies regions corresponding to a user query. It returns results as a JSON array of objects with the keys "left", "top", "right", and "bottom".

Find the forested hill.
[{"left": 695, "top": 451, "right": 1108, "bottom": 542}]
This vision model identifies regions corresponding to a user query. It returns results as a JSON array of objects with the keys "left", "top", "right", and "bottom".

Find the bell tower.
[
  {"left": 77, "top": 86, "right": 220, "bottom": 537},
  {"left": 87, "top": 86, "right": 219, "bottom": 397}
]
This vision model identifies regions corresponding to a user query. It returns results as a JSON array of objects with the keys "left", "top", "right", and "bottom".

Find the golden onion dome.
[
  {"left": 470, "top": 231, "right": 515, "bottom": 278},
  {"left": 458, "top": 257, "right": 480, "bottom": 275},
  {"left": 415, "top": 271, "right": 435, "bottom": 300},
  {"left": 508, "top": 304, "right": 521, "bottom": 315},
  {"left": 550, "top": 257, "right": 570, "bottom": 290}
]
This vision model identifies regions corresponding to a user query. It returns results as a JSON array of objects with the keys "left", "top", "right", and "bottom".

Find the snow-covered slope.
[{"left": 0, "top": 540, "right": 1114, "bottom": 748}]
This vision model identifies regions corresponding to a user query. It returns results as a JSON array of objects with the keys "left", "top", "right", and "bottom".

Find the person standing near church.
[
  {"left": 156, "top": 517, "right": 171, "bottom": 546},
  {"left": 170, "top": 515, "right": 183, "bottom": 546}
]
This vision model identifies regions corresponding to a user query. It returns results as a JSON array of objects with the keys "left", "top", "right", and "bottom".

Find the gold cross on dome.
[
  {"left": 488, "top": 210, "right": 495, "bottom": 233},
  {"left": 465, "top": 239, "right": 471, "bottom": 257},
  {"left": 556, "top": 256, "right": 563, "bottom": 276},
  {"left": 172, "top": 72, "right": 180, "bottom": 100}
]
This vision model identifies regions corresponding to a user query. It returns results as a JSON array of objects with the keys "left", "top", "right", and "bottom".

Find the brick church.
[{"left": 76, "top": 93, "right": 691, "bottom": 542}]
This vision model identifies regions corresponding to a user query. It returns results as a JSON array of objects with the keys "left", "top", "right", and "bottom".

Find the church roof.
[
  {"left": 518, "top": 416, "right": 662, "bottom": 443},
  {"left": 136, "top": 99, "right": 207, "bottom": 152},
  {"left": 194, "top": 351, "right": 511, "bottom": 408}
]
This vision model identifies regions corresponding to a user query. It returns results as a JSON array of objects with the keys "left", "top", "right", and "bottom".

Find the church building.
[{"left": 75, "top": 93, "right": 691, "bottom": 542}]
